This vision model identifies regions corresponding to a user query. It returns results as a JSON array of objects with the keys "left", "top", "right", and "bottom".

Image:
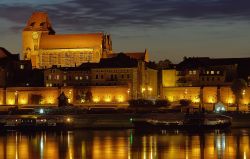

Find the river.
[{"left": 0, "top": 129, "right": 249, "bottom": 159}]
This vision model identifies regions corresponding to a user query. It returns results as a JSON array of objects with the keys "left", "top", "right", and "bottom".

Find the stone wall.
[
  {"left": 0, "top": 86, "right": 129, "bottom": 106},
  {"left": 162, "top": 86, "right": 250, "bottom": 110}
]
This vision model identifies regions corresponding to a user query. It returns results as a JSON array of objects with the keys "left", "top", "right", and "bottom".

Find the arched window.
[
  {"left": 40, "top": 22, "right": 45, "bottom": 27},
  {"left": 30, "top": 22, "right": 35, "bottom": 27}
]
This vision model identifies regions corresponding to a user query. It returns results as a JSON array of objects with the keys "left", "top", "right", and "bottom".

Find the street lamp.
[
  {"left": 14, "top": 91, "right": 18, "bottom": 106},
  {"left": 148, "top": 87, "right": 152, "bottom": 98}
]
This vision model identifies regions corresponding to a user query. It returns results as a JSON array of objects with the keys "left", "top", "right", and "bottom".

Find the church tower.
[{"left": 22, "top": 12, "right": 55, "bottom": 68}]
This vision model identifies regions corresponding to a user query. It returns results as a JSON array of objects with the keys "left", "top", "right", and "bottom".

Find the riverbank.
[{"left": 0, "top": 112, "right": 250, "bottom": 129}]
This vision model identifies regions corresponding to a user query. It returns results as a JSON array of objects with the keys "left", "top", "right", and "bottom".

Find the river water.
[{"left": 0, "top": 129, "right": 249, "bottom": 159}]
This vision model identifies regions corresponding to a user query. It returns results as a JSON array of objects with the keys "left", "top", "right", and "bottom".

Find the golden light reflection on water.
[{"left": 0, "top": 130, "right": 249, "bottom": 159}]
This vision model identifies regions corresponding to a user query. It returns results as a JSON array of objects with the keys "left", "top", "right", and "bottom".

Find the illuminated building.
[
  {"left": 22, "top": 12, "right": 112, "bottom": 68},
  {"left": 44, "top": 53, "right": 158, "bottom": 100},
  {"left": 161, "top": 57, "right": 250, "bottom": 110}
]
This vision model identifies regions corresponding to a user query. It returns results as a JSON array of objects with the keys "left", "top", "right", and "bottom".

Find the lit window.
[
  {"left": 189, "top": 70, "right": 192, "bottom": 75},
  {"left": 75, "top": 76, "right": 79, "bottom": 80},
  {"left": 211, "top": 71, "right": 214, "bottom": 74},
  {"left": 206, "top": 71, "right": 209, "bottom": 74},
  {"left": 20, "top": 65, "right": 24, "bottom": 69},
  {"left": 49, "top": 83, "right": 52, "bottom": 87},
  {"left": 193, "top": 70, "right": 196, "bottom": 75},
  {"left": 48, "top": 75, "right": 51, "bottom": 80},
  {"left": 217, "top": 71, "right": 220, "bottom": 74},
  {"left": 63, "top": 75, "right": 67, "bottom": 80},
  {"left": 56, "top": 75, "right": 60, "bottom": 80},
  {"left": 80, "top": 76, "right": 83, "bottom": 80},
  {"left": 86, "top": 76, "right": 89, "bottom": 80}
]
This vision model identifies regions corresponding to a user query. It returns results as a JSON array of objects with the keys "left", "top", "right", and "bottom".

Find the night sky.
[{"left": 0, "top": 0, "right": 250, "bottom": 63}]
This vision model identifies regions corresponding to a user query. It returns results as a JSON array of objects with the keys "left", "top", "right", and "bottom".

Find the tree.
[
  {"left": 128, "top": 99, "right": 153, "bottom": 107},
  {"left": 30, "top": 94, "right": 43, "bottom": 104},
  {"left": 180, "top": 99, "right": 191, "bottom": 107},
  {"left": 85, "top": 90, "right": 93, "bottom": 102},
  {"left": 231, "top": 79, "right": 247, "bottom": 112},
  {"left": 58, "top": 92, "right": 68, "bottom": 107},
  {"left": 155, "top": 99, "right": 171, "bottom": 107},
  {"left": 157, "top": 59, "right": 173, "bottom": 69}
]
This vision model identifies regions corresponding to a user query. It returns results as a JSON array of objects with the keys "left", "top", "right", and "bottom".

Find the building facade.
[
  {"left": 22, "top": 12, "right": 112, "bottom": 68},
  {"left": 43, "top": 53, "right": 158, "bottom": 100}
]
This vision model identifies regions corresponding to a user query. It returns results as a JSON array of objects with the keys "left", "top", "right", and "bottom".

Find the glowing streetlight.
[{"left": 242, "top": 90, "right": 246, "bottom": 96}]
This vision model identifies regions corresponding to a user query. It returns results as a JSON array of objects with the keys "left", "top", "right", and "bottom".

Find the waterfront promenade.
[{"left": 0, "top": 111, "right": 249, "bottom": 129}]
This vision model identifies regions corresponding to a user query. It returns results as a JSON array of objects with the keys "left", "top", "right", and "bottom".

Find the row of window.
[
  {"left": 189, "top": 70, "right": 197, "bottom": 75},
  {"left": 95, "top": 74, "right": 130, "bottom": 79},
  {"left": 205, "top": 70, "right": 220, "bottom": 75},
  {"left": 47, "top": 75, "right": 89, "bottom": 81},
  {"left": 189, "top": 70, "right": 221, "bottom": 75},
  {"left": 201, "top": 77, "right": 221, "bottom": 82},
  {"left": 94, "top": 69, "right": 130, "bottom": 73}
]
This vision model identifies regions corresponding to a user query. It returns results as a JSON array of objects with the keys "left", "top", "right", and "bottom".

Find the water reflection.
[{"left": 0, "top": 129, "right": 249, "bottom": 159}]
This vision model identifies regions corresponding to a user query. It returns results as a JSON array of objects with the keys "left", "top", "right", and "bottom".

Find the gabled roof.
[
  {"left": 97, "top": 53, "right": 138, "bottom": 68},
  {"left": 39, "top": 33, "right": 103, "bottom": 49},
  {"left": 108, "top": 49, "right": 149, "bottom": 62},
  {"left": 0, "top": 47, "right": 19, "bottom": 67},
  {"left": 176, "top": 57, "right": 250, "bottom": 78},
  {"left": 23, "top": 12, "right": 55, "bottom": 33},
  {"left": 0, "top": 47, "right": 18, "bottom": 59}
]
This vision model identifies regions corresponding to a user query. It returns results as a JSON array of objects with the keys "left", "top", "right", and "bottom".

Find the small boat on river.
[{"left": 132, "top": 113, "right": 232, "bottom": 130}]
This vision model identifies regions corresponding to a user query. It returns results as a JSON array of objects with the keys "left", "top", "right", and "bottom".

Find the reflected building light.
[
  {"left": 93, "top": 96, "right": 100, "bottom": 103},
  {"left": 67, "top": 131, "right": 74, "bottom": 159},
  {"left": 19, "top": 98, "right": 28, "bottom": 105},
  {"left": 117, "top": 95, "right": 124, "bottom": 102},
  {"left": 47, "top": 98, "right": 55, "bottom": 104},
  {"left": 104, "top": 96, "right": 111, "bottom": 102},
  {"left": 242, "top": 89, "right": 246, "bottom": 96},
  {"left": 8, "top": 99, "right": 15, "bottom": 105},
  {"left": 143, "top": 136, "right": 146, "bottom": 159},
  {"left": 148, "top": 87, "right": 152, "bottom": 92},
  {"left": 141, "top": 87, "right": 146, "bottom": 93},
  {"left": 40, "top": 134, "right": 44, "bottom": 159},
  {"left": 15, "top": 132, "right": 18, "bottom": 159},
  {"left": 81, "top": 141, "right": 86, "bottom": 159},
  {"left": 227, "top": 98, "right": 233, "bottom": 104}
]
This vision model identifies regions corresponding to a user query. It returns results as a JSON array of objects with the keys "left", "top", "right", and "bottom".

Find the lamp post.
[
  {"left": 148, "top": 87, "right": 152, "bottom": 99},
  {"left": 14, "top": 91, "right": 18, "bottom": 106},
  {"left": 127, "top": 89, "right": 130, "bottom": 100}
]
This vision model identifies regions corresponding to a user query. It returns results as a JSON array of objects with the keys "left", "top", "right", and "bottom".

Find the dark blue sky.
[{"left": 0, "top": 0, "right": 250, "bottom": 63}]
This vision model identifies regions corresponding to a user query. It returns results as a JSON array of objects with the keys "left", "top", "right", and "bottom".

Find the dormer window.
[
  {"left": 40, "top": 22, "right": 45, "bottom": 27},
  {"left": 20, "top": 65, "right": 24, "bottom": 70},
  {"left": 30, "top": 22, "right": 35, "bottom": 27}
]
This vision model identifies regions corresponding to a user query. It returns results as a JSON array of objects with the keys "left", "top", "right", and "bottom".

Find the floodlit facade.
[{"left": 22, "top": 12, "right": 112, "bottom": 68}]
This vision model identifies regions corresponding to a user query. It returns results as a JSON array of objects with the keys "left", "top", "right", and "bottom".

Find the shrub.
[
  {"left": 128, "top": 99, "right": 154, "bottom": 107},
  {"left": 179, "top": 99, "right": 191, "bottom": 106},
  {"left": 155, "top": 99, "right": 171, "bottom": 107}
]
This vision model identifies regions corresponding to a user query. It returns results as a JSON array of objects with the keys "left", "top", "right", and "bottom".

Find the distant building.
[
  {"left": 162, "top": 57, "right": 250, "bottom": 88},
  {"left": 44, "top": 53, "right": 158, "bottom": 100},
  {"left": 44, "top": 65, "right": 92, "bottom": 87},
  {"left": 22, "top": 12, "right": 112, "bottom": 68},
  {"left": 0, "top": 47, "right": 41, "bottom": 87}
]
